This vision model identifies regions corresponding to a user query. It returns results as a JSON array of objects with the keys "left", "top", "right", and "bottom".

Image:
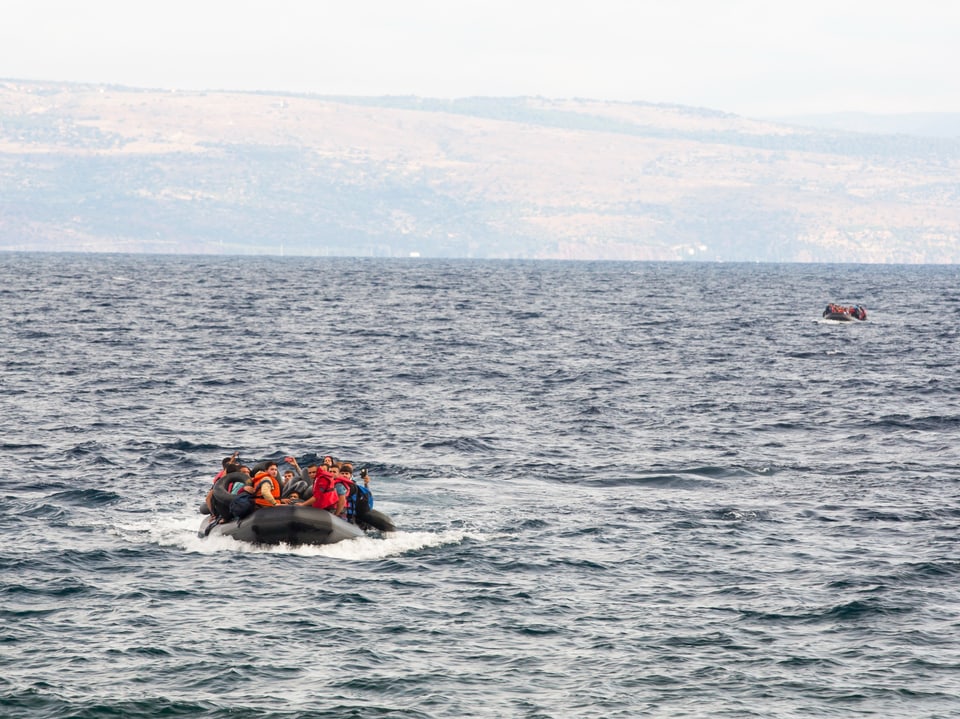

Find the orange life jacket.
[{"left": 252, "top": 472, "right": 281, "bottom": 507}]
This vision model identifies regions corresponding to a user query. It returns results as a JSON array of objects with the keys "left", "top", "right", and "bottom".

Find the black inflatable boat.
[
  {"left": 199, "top": 504, "right": 396, "bottom": 546},
  {"left": 199, "top": 462, "right": 396, "bottom": 546}
]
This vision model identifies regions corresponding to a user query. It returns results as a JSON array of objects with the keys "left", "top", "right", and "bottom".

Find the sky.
[{"left": 2, "top": 0, "right": 959, "bottom": 118}]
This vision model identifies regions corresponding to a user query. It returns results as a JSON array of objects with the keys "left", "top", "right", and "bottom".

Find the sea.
[{"left": 1, "top": 253, "right": 958, "bottom": 719}]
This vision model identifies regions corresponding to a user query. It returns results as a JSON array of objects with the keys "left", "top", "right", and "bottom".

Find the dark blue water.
[{"left": 2, "top": 253, "right": 959, "bottom": 718}]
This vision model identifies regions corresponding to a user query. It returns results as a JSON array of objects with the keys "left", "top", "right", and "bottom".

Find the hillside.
[{"left": 1, "top": 80, "right": 959, "bottom": 262}]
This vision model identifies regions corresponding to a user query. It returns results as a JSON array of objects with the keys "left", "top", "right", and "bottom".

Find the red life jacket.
[{"left": 311, "top": 469, "right": 340, "bottom": 511}]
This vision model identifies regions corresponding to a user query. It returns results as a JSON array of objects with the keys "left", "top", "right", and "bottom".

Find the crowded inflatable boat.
[{"left": 198, "top": 452, "right": 396, "bottom": 546}]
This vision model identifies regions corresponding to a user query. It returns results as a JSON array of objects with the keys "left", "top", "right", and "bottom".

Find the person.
[
  {"left": 225, "top": 468, "right": 258, "bottom": 519},
  {"left": 251, "top": 462, "right": 287, "bottom": 508},
  {"left": 344, "top": 465, "right": 375, "bottom": 527},
  {"left": 205, "top": 452, "right": 240, "bottom": 514},
  {"left": 337, "top": 464, "right": 362, "bottom": 523},
  {"left": 294, "top": 464, "right": 318, "bottom": 500},
  {"left": 333, "top": 466, "right": 351, "bottom": 518},
  {"left": 299, "top": 463, "right": 347, "bottom": 514},
  {"left": 204, "top": 460, "right": 253, "bottom": 527},
  {"left": 281, "top": 456, "right": 312, "bottom": 499},
  {"left": 214, "top": 452, "right": 239, "bottom": 481},
  {"left": 281, "top": 468, "right": 303, "bottom": 500},
  {"left": 224, "top": 465, "right": 252, "bottom": 493}
]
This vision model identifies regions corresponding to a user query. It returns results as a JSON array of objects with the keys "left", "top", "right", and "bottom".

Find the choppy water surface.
[{"left": 1, "top": 253, "right": 959, "bottom": 718}]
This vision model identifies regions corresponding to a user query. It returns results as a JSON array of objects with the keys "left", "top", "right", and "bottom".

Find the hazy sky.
[{"left": 3, "top": 0, "right": 958, "bottom": 117}]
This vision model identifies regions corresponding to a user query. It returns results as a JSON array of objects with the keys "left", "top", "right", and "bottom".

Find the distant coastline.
[{"left": 1, "top": 79, "right": 958, "bottom": 263}]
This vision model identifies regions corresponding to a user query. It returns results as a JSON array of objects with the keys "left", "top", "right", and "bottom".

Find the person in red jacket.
[{"left": 299, "top": 464, "right": 347, "bottom": 514}]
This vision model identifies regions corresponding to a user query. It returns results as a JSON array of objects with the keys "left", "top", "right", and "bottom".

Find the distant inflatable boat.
[
  {"left": 823, "top": 303, "right": 867, "bottom": 321},
  {"left": 199, "top": 504, "right": 396, "bottom": 546}
]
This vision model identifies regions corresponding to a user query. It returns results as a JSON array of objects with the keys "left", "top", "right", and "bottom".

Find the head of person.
[
  {"left": 307, "top": 465, "right": 317, "bottom": 478},
  {"left": 340, "top": 464, "right": 353, "bottom": 481},
  {"left": 225, "top": 462, "right": 242, "bottom": 474},
  {"left": 283, "top": 470, "right": 294, "bottom": 482},
  {"left": 322, "top": 455, "right": 334, "bottom": 467},
  {"left": 240, "top": 466, "right": 252, "bottom": 475},
  {"left": 265, "top": 462, "right": 278, "bottom": 477}
]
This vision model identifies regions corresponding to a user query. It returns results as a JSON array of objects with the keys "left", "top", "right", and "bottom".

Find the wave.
[
  {"left": 738, "top": 597, "right": 906, "bottom": 625},
  {"left": 868, "top": 414, "right": 960, "bottom": 431},
  {"left": 578, "top": 464, "right": 777, "bottom": 488},
  {"left": 420, "top": 436, "right": 497, "bottom": 453}
]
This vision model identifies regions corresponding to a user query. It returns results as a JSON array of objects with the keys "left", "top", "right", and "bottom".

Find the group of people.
[
  {"left": 204, "top": 451, "right": 377, "bottom": 528},
  {"left": 823, "top": 303, "right": 867, "bottom": 320}
]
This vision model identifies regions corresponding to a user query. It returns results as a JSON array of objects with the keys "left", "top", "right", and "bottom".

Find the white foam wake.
[{"left": 120, "top": 508, "right": 475, "bottom": 560}]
